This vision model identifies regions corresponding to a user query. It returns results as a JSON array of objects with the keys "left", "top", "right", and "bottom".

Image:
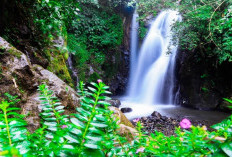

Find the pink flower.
[
  {"left": 136, "top": 147, "right": 145, "bottom": 154},
  {"left": 61, "top": 125, "right": 68, "bottom": 129},
  {"left": 133, "top": 118, "right": 140, "bottom": 123},
  {"left": 97, "top": 79, "right": 102, "bottom": 83},
  {"left": 180, "top": 118, "right": 191, "bottom": 129}
]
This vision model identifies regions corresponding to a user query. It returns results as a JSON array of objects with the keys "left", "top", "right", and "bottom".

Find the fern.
[
  {"left": 35, "top": 84, "right": 72, "bottom": 156},
  {"left": 0, "top": 100, "right": 30, "bottom": 156},
  {"left": 38, "top": 84, "right": 68, "bottom": 133},
  {"left": 68, "top": 81, "right": 112, "bottom": 156}
]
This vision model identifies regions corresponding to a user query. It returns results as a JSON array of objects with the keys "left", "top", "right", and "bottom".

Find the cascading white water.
[
  {"left": 126, "top": 10, "right": 181, "bottom": 105},
  {"left": 127, "top": 10, "right": 139, "bottom": 94}
]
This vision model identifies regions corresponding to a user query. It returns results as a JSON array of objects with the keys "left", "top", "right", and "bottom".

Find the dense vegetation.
[
  {"left": 0, "top": 82, "right": 232, "bottom": 156},
  {"left": 67, "top": 3, "right": 123, "bottom": 81}
]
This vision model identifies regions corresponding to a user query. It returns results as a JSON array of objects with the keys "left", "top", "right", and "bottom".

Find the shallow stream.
[{"left": 120, "top": 98, "right": 230, "bottom": 125}]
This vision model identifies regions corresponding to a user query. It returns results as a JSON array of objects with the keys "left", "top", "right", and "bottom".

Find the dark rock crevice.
[{"left": 175, "top": 49, "right": 232, "bottom": 111}]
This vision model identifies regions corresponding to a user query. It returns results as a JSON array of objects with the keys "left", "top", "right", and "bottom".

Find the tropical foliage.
[{"left": 0, "top": 81, "right": 231, "bottom": 156}]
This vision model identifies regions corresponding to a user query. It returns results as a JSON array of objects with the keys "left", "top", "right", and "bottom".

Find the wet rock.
[
  {"left": 141, "top": 117, "right": 147, "bottom": 121},
  {"left": 121, "top": 107, "right": 132, "bottom": 113},
  {"left": 106, "top": 98, "right": 121, "bottom": 108},
  {"left": 119, "top": 124, "right": 138, "bottom": 142},
  {"left": 109, "top": 106, "right": 134, "bottom": 128},
  {"left": 151, "top": 111, "right": 162, "bottom": 119}
]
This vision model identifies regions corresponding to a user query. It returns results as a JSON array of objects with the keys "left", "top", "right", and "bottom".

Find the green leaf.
[
  {"left": 102, "top": 86, "right": 109, "bottom": 90},
  {"left": 6, "top": 108, "right": 20, "bottom": 112},
  {"left": 55, "top": 106, "right": 65, "bottom": 110},
  {"left": 95, "top": 114, "right": 107, "bottom": 121},
  {"left": 84, "top": 141, "right": 99, "bottom": 149},
  {"left": 90, "top": 122, "right": 107, "bottom": 128},
  {"left": 223, "top": 98, "right": 232, "bottom": 104},
  {"left": 47, "top": 126, "right": 57, "bottom": 131},
  {"left": 83, "top": 97, "right": 95, "bottom": 104},
  {"left": 45, "top": 132, "right": 54, "bottom": 139},
  {"left": 64, "top": 133, "right": 79, "bottom": 143},
  {"left": 70, "top": 127, "right": 82, "bottom": 136},
  {"left": 75, "top": 113, "right": 89, "bottom": 122},
  {"left": 222, "top": 141, "right": 232, "bottom": 156},
  {"left": 41, "top": 112, "right": 54, "bottom": 116},
  {"left": 82, "top": 148, "right": 104, "bottom": 157},
  {"left": 88, "top": 127, "right": 104, "bottom": 135},
  {"left": 57, "top": 110, "right": 65, "bottom": 113},
  {"left": 76, "top": 108, "right": 91, "bottom": 116},
  {"left": 98, "top": 96, "right": 111, "bottom": 100},
  {"left": 44, "top": 117, "right": 57, "bottom": 121},
  {"left": 86, "top": 135, "right": 104, "bottom": 142},
  {"left": 88, "top": 87, "right": 97, "bottom": 93},
  {"left": 71, "top": 118, "right": 85, "bottom": 128},
  {"left": 9, "top": 120, "right": 27, "bottom": 127},
  {"left": 0, "top": 121, "right": 5, "bottom": 127},
  {"left": 44, "top": 122, "right": 57, "bottom": 127},
  {"left": 62, "top": 144, "right": 75, "bottom": 150},
  {"left": 90, "top": 82, "right": 99, "bottom": 88},
  {"left": 97, "top": 101, "right": 111, "bottom": 106}
]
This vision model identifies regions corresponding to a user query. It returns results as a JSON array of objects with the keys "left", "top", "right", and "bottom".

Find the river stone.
[
  {"left": 151, "top": 111, "right": 162, "bottom": 119},
  {"left": 106, "top": 98, "right": 121, "bottom": 108},
  {"left": 0, "top": 37, "right": 80, "bottom": 132},
  {"left": 121, "top": 107, "right": 132, "bottom": 113}
]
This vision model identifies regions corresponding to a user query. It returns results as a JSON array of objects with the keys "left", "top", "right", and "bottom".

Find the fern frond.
[
  {"left": 0, "top": 100, "right": 30, "bottom": 155},
  {"left": 69, "top": 81, "right": 114, "bottom": 156}
]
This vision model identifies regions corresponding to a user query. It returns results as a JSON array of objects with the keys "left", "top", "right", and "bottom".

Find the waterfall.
[
  {"left": 127, "top": 10, "right": 139, "bottom": 94},
  {"left": 126, "top": 10, "right": 181, "bottom": 105}
]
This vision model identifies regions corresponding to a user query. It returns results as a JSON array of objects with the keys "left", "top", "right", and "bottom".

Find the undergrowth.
[{"left": 0, "top": 81, "right": 231, "bottom": 156}]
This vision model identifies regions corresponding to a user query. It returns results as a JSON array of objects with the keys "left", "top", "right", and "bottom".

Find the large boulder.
[
  {"left": 109, "top": 106, "right": 138, "bottom": 141},
  {"left": 0, "top": 37, "right": 80, "bottom": 132}
]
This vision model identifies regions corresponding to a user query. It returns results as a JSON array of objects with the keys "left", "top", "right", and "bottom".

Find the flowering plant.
[{"left": 0, "top": 81, "right": 231, "bottom": 156}]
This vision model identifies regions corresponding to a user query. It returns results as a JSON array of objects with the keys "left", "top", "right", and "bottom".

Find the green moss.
[
  {"left": 7, "top": 47, "right": 22, "bottom": 59},
  {"left": 45, "top": 48, "right": 74, "bottom": 87}
]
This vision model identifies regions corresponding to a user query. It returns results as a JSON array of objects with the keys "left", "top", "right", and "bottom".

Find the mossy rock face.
[
  {"left": 0, "top": 37, "right": 80, "bottom": 132},
  {"left": 44, "top": 47, "right": 73, "bottom": 87}
]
